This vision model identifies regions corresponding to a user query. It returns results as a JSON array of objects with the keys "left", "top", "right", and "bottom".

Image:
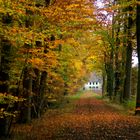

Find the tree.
[
  {"left": 136, "top": 0, "right": 140, "bottom": 114},
  {"left": 0, "top": 0, "right": 97, "bottom": 127},
  {"left": 123, "top": 3, "right": 133, "bottom": 101},
  {"left": 0, "top": 7, "right": 15, "bottom": 136}
]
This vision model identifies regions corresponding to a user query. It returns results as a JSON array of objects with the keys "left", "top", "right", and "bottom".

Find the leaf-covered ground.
[{"left": 11, "top": 91, "right": 140, "bottom": 140}]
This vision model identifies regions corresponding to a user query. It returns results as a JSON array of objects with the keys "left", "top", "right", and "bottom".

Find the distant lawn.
[
  {"left": 67, "top": 91, "right": 84, "bottom": 100},
  {"left": 67, "top": 90, "right": 102, "bottom": 100}
]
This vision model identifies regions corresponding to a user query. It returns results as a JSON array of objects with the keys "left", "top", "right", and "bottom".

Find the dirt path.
[{"left": 12, "top": 91, "right": 140, "bottom": 140}]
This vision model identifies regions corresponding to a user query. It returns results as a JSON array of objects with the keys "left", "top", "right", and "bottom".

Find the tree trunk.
[
  {"left": 0, "top": 12, "right": 13, "bottom": 137},
  {"left": 123, "top": 44, "right": 132, "bottom": 100},
  {"left": 114, "top": 26, "right": 121, "bottom": 98},
  {"left": 0, "top": 38, "right": 12, "bottom": 137},
  {"left": 102, "top": 70, "right": 106, "bottom": 97},
  {"left": 135, "top": 1, "right": 140, "bottom": 114},
  {"left": 104, "top": 51, "right": 114, "bottom": 100},
  {"left": 106, "top": 0, "right": 115, "bottom": 100},
  {"left": 20, "top": 67, "right": 33, "bottom": 123},
  {"left": 27, "top": 74, "right": 32, "bottom": 123},
  {"left": 123, "top": 5, "right": 133, "bottom": 101},
  {"left": 106, "top": 60, "right": 114, "bottom": 99},
  {"left": 37, "top": 71, "right": 47, "bottom": 118},
  {"left": 0, "top": 38, "right": 11, "bottom": 93},
  {"left": 120, "top": 10, "right": 127, "bottom": 103},
  {"left": 37, "top": 44, "right": 49, "bottom": 118},
  {"left": 0, "top": 37, "right": 1, "bottom": 68},
  {"left": 108, "top": 61, "right": 114, "bottom": 99},
  {"left": 32, "top": 68, "right": 40, "bottom": 118}
]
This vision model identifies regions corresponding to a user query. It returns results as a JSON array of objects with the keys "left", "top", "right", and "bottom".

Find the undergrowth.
[{"left": 102, "top": 95, "right": 136, "bottom": 115}]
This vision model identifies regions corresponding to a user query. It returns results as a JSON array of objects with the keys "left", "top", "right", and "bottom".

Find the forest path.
[{"left": 12, "top": 91, "right": 140, "bottom": 140}]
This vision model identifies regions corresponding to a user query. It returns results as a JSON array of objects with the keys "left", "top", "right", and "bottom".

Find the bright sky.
[
  {"left": 132, "top": 56, "right": 138, "bottom": 66},
  {"left": 96, "top": 1, "right": 104, "bottom": 8}
]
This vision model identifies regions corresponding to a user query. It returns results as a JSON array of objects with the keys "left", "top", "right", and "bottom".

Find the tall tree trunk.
[
  {"left": 0, "top": 38, "right": 11, "bottom": 93},
  {"left": 105, "top": 53, "right": 114, "bottom": 100},
  {"left": 27, "top": 73, "right": 32, "bottom": 123},
  {"left": 0, "top": 12, "right": 13, "bottom": 137},
  {"left": 107, "top": 0, "right": 115, "bottom": 100},
  {"left": 120, "top": 10, "right": 127, "bottom": 103},
  {"left": 0, "top": 38, "right": 12, "bottom": 137},
  {"left": 135, "top": 1, "right": 140, "bottom": 114},
  {"left": 102, "top": 70, "right": 106, "bottom": 97},
  {"left": 123, "top": 5, "right": 133, "bottom": 101},
  {"left": 107, "top": 58, "right": 114, "bottom": 99},
  {"left": 37, "top": 42, "right": 50, "bottom": 118},
  {"left": 32, "top": 68, "right": 40, "bottom": 118},
  {"left": 123, "top": 44, "right": 132, "bottom": 100},
  {"left": 21, "top": 67, "right": 33, "bottom": 123},
  {"left": 114, "top": 26, "right": 121, "bottom": 98},
  {"left": 0, "top": 37, "right": 1, "bottom": 69},
  {"left": 104, "top": 51, "right": 114, "bottom": 100},
  {"left": 37, "top": 71, "right": 47, "bottom": 118}
]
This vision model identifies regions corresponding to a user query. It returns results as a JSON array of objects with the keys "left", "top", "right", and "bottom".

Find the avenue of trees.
[
  {"left": 97, "top": 0, "right": 140, "bottom": 106},
  {"left": 0, "top": 0, "right": 140, "bottom": 137}
]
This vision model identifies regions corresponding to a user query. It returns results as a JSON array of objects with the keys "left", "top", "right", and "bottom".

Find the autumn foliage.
[
  {"left": 0, "top": 0, "right": 99, "bottom": 136},
  {"left": 0, "top": 0, "right": 140, "bottom": 138}
]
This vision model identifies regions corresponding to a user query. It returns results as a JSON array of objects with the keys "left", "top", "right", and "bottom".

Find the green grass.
[
  {"left": 94, "top": 94, "right": 103, "bottom": 99},
  {"left": 102, "top": 96, "right": 136, "bottom": 115},
  {"left": 67, "top": 91, "right": 84, "bottom": 100},
  {"left": 123, "top": 99, "right": 136, "bottom": 111}
]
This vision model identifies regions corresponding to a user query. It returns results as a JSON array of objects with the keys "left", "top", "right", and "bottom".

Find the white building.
[
  {"left": 84, "top": 81, "right": 102, "bottom": 90},
  {"left": 84, "top": 73, "right": 102, "bottom": 90}
]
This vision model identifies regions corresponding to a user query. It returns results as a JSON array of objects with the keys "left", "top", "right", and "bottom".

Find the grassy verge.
[
  {"left": 122, "top": 99, "right": 136, "bottom": 114},
  {"left": 68, "top": 90, "right": 103, "bottom": 100},
  {"left": 68, "top": 91, "right": 136, "bottom": 115},
  {"left": 47, "top": 91, "right": 85, "bottom": 114},
  {"left": 67, "top": 90, "right": 84, "bottom": 100},
  {"left": 102, "top": 96, "right": 136, "bottom": 115}
]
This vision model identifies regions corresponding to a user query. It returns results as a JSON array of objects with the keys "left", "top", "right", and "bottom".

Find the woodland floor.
[{"left": 10, "top": 91, "right": 140, "bottom": 140}]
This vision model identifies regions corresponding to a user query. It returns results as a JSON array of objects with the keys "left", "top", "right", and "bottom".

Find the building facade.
[{"left": 84, "top": 72, "right": 102, "bottom": 91}]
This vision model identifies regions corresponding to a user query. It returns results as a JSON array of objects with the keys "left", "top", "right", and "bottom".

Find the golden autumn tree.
[{"left": 0, "top": 0, "right": 99, "bottom": 136}]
